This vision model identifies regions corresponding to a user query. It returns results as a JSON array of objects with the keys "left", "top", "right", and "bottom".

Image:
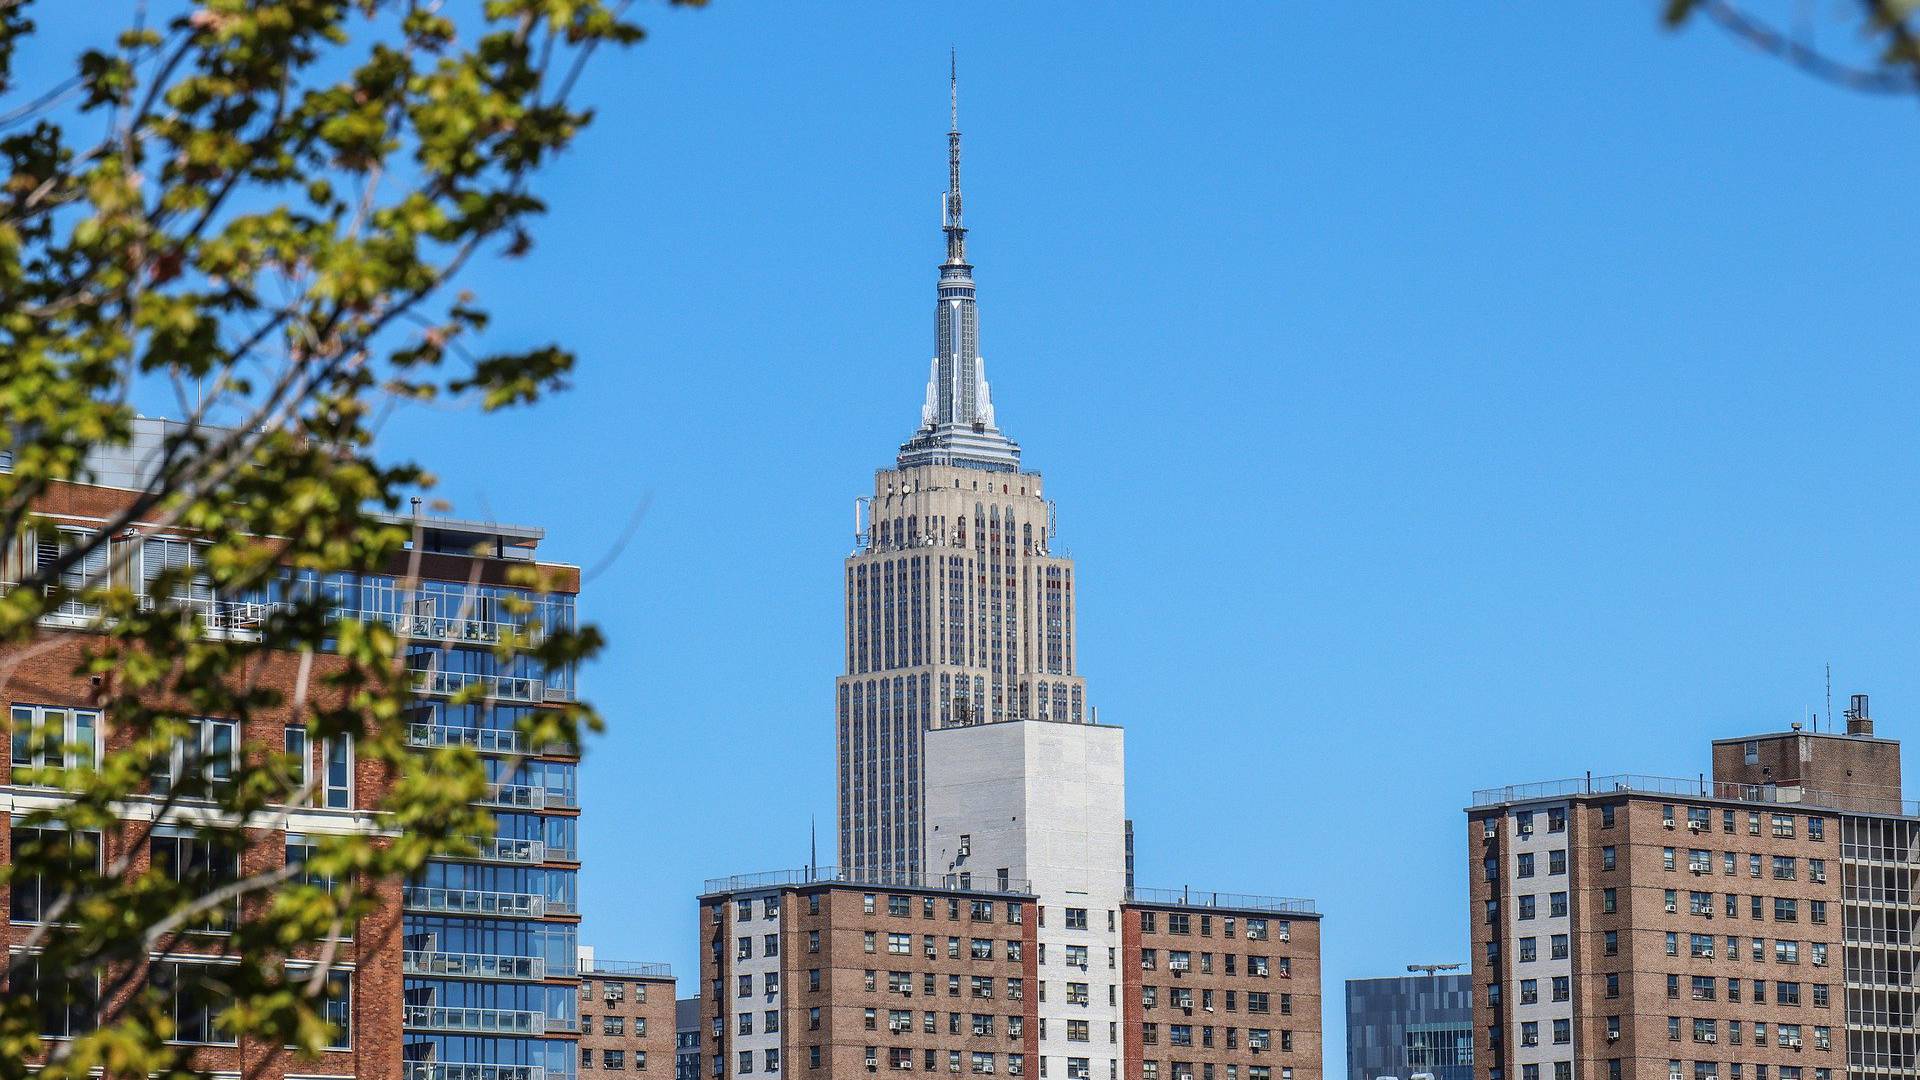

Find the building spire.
[
  {"left": 898, "top": 52, "right": 1020, "bottom": 474},
  {"left": 944, "top": 48, "right": 967, "bottom": 267}
]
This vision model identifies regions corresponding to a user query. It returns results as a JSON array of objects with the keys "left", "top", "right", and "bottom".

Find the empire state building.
[{"left": 836, "top": 68, "right": 1090, "bottom": 876}]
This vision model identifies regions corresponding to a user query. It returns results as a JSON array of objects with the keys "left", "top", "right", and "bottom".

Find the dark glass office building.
[{"left": 1345, "top": 974, "right": 1473, "bottom": 1080}]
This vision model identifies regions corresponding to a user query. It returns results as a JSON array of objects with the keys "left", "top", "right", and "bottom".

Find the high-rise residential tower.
[
  {"left": 837, "top": 65, "right": 1087, "bottom": 876},
  {"left": 1467, "top": 696, "right": 1909, "bottom": 1080}
]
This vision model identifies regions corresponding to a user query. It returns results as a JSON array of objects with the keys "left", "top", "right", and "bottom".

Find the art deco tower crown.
[{"left": 896, "top": 53, "right": 1022, "bottom": 473}]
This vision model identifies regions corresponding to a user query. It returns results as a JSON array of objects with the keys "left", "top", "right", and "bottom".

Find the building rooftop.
[
  {"left": 701, "top": 865, "right": 1033, "bottom": 898},
  {"left": 1471, "top": 771, "right": 1917, "bottom": 817},
  {"left": 1125, "top": 886, "right": 1319, "bottom": 917}
]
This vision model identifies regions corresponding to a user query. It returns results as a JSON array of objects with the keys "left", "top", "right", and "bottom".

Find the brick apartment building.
[
  {"left": 578, "top": 950, "right": 676, "bottom": 1076},
  {"left": 1, "top": 420, "right": 587, "bottom": 1080},
  {"left": 697, "top": 870, "right": 1039, "bottom": 1080},
  {"left": 1121, "top": 892, "right": 1322, "bottom": 1080},
  {"left": 1468, "top": 695, "right": 1911, "bottom": 1080}
]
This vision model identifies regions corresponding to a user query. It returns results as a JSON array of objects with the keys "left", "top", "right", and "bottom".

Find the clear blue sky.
[{"left": 29, "top": 2, "right": 1920, "bottom": 1073}]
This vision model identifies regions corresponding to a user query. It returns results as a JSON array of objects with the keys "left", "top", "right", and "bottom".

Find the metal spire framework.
[{"left": 898, "top": 52, "right": 1021, "bottom": 473}]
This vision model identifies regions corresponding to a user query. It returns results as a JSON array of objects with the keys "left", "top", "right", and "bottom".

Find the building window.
[
  {"left": 8, "top": 826, "right": 101, "bottom": 924},
  {"left": 10, "top": 705, "right": 101, "bottom": 775},
  {"left": 150, "top": 832, "right": 240, "bottom": 931},
  {"left": 149, "top": 961, "right": 238, "bottom": 1045},
  {"left": 322, "top": 735, "right": 353, "bottom": 807}
]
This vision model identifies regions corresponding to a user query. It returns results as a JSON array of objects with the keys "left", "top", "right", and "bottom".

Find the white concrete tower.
[{"left": 922, "top": 720, "right": 1130, "bottom": 1080}]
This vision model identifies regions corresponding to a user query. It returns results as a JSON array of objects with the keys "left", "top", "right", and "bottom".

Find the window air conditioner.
[
  {"left": 1606, "top": 1033, "right": 1619, "bottom": 1043},
  {"left": 1689, "top": 821, "right": 1704, "bottom": 832},
  {"left": 1664, "top": 821, "right": 1675, "bottom": 830},
  {"left": 1665, "top": 902, "right": 1677, "bottom": 913},
  {"left": 1704, "top": 1035, "right": 1716, "bottom": 1044}
]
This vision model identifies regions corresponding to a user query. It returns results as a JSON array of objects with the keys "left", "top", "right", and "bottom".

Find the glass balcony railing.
[
  {"left": 405, "top": 1064, "right": 547, "bottom": 1080},
  {"left": 453, "top": 836, "right": 546, "bottom": 865},
  {"left": 402, "top": 886, "right": 547, "bottom": 919},
  {"left": 408, "top": 723, "right": 529, "bottom": 754},
  {"left": 480, "top": 783, "right": 547, "bottom": 811},
  {"left": 412, "top": 669, "right": 545, "bottom": 704},
  {"left": 402, "top": 949, "right": 548, "bottom": 981},
  {"left": 404, "top": 1005, "right": 548, "bottom": 1036}
]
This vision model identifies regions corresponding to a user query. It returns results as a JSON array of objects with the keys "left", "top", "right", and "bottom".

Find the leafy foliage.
[{"left": 0, "top": 1, "right": 679, "bottom": 1076}]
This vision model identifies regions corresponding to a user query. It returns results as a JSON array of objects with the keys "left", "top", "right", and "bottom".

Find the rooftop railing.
[
  {"left": 584, "top": 959, "right": 674, "bottom": 978},
  {"left": 1126, "top": 887, "right": 1318, "bottom": 916},
  {"left": 1471, "top": 773, "right": 1920, "bottom": 818},
  {"left": 703, "top": 866, "right": 1033, "bottom": 897}
]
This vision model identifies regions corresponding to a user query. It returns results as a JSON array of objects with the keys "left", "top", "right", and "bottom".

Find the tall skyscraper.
[
  {"left": 837, "top": 64, "right": 1087, "bottom": 876},
  {"left": 806, "top": 64, "right": 1321, "bottom": 1080}
]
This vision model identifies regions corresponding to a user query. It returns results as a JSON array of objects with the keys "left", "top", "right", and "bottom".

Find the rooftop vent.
[{"left": 1846, "top": 693, "right": 1873, "bottom": 737}]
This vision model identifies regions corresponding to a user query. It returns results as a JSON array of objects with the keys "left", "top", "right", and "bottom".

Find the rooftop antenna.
[
  {"left": 1824, "top": 662, "right": 1832, "bottom": 734},
  {"left": 809, "top": 815, "right": 818, "bottom": 879}
]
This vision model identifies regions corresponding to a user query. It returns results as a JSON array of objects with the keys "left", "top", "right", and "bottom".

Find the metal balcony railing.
[
  {"left": 404, "top": 1005, "right": 548, "bottom": 1036},
  {"left": 405, "top": 1065, "right": 546, "bottom": 1080},
  {"left": 583, "top": 959, "right": 674, "bottom": 978},
  {"left": 402, "top": 950, "right": 547, "bottom": 981},
  {"left": 402, "top": 886, "right": 547, "bottom": 919}
]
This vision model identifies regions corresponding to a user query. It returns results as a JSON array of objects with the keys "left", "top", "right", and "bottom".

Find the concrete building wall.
[{"left": 924, "top": 719, "right": 1129, "bottom": 1080}]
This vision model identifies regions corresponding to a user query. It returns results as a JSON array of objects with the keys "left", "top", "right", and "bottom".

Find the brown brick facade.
[
  {"left": 2, "top": 474, "right": 583, "bottom": 1080},
  {"left": 1, "top": 631, "right": 404, "bottom": 1080},
  {"left": 700, "top": 880, "right": 1039, "bottom": 1080},
  {"left": 1119, "top": 903, "right": 1321, "bottom": 1080},
  {"left": 1472, "top": 790, "right": 1844, "bottom": 1080},
  {"left": 581, "top": 970, "right": 678, "bottom": 1075}
]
